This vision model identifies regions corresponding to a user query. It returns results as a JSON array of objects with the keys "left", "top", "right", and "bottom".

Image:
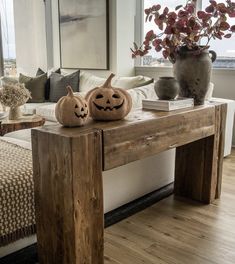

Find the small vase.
[
  {"left": 154, "top": 77, "right": 179, "bottom": 100},
  {"left": 9, "top": 106, "right": 21, "bottom": 120}
]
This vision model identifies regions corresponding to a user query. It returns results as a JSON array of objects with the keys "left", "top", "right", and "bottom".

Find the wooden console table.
[{"left": 32, "top": 104, "right": 226, "bottom": 264}]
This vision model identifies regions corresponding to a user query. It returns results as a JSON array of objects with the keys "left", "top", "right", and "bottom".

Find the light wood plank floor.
[{"left": 104, "top": 149, "right": 235, "bottom": 264}]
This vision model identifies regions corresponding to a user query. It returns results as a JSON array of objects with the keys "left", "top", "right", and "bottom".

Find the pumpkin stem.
[
  {"left": 66, "top": 86, "right": 74, "bottom": 97},
  {"left": 102, "top": 73, "right": 115, "bottom": 88}
]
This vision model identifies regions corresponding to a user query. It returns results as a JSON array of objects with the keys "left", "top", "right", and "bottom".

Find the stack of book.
[{"left": 142, "top": 98, "right": 194, "bottom": 111}]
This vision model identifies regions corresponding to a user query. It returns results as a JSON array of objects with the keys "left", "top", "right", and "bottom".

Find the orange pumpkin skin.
[
  {"left": 55, "top": 86, "right": 89, "bottom": 127},
  {"left": 86, "top": 73, "right": 132, "bottom": 121}
]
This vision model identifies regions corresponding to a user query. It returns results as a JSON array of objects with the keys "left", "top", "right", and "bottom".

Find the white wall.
[
  {"left": 13, "top": 0, "right": 47, "bottom": 75},
  {"left": 13, "top": 0, "right": 136, "bottom": 77},
  {"left": 115, "top": 0, "right": 136, "bottom": 76},
  {"left": 50, "top": 0, "right": 135, "bottom": 77}
]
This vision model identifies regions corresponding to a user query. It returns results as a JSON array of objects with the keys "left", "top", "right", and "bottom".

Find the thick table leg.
[
  {"left": 174, "top": 104, "right": 227, "bottom": 203},
  {"left": 32, "top": 129, "right": 104, "bottom": 264}
]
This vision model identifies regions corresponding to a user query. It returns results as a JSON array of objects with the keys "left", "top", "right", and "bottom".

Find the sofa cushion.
[
  {"left": 20, "top": 102, "right": 54, "bottom": 115},
  {"left": 205, "top": 82, "right": 214, "bottom": 101},
  {"left": 49, "top": 70, "right": 80, "bottom": 102},
  {"left": 79, "top": 71, "right": 154, "bottom": 92},
  {"left": 79, "top": 71, "right": 105, "bottom": 92},
  {"left": 36, "top": 68, "right": 61, "bottom": 100},
  {"left": 36, "top": 103, "right": 57, "bottom": 122},
  {"left": 127, "top": 83, "right": 157, "bottom": 109},
  {"left": 114, "top": 76, "right": 153, "bottom": 89},
  {"left": 19, "top": 73, "right": 47, "bottom": 103}
]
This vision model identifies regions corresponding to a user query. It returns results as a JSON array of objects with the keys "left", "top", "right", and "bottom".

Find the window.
[
  {"left": 0, "top": 0, "right": 17, "bottom": 76},
  {"left": 201, "top": 0, "right": 235, "bottom": 68},
  {"left": 142, "top": 0, "right": 235, "bottom": 68}
]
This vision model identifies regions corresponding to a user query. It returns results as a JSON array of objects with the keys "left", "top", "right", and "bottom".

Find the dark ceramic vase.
[
  {"left": 154, "top": 77, "right": 180, "bottom": 100},
  {"left": 173, "top": 47, "right": 216, "bottom": 105}
]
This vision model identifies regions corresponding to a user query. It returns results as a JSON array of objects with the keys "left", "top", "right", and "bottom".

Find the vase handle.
[{"left": 209, "top": 50, "right": 217, "bottom": 63}]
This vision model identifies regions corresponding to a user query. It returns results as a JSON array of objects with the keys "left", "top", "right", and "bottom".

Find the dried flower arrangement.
[
  {"left": 131, "top": 0, "right": 235, "bottom": 62},
  {"left": 0, "top": 83, "right": 31, "bottom": 120},
  {"left": 0, "top": 82, "right": 31, "bottom": 107}
]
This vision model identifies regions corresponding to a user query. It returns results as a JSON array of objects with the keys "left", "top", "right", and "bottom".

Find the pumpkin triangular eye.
[
  {"left": 96, "top": 94, "right": 104, "bottom": 99},
  {"left": 112, "top": 94, "right": 120, "bottom": 99},
  {"left": 75, "top": 104, "right": 78, "bottom": 108}
]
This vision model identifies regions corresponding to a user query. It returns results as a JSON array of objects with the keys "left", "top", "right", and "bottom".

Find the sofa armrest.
[{"left": 209, "top": 97, "right": 235, "bottom": 157}]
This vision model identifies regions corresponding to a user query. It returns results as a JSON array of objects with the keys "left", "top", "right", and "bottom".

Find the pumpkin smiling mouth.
[
  {"left": 93, "top": 100, "right": 124, "bottom": 111},
  {"left": 74, "top": 112, "right": 88, "bottom": 119}
]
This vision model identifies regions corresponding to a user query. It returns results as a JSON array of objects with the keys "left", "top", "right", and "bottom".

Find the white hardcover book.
[{"left": 142, "top": 98, "right": 194, "bottom": 111}]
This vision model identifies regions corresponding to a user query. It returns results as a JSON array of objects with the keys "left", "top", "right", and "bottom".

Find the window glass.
[
  {"left": 143, "top": 0, "right": 184, "bottom": 66},
  {"left": 142, "top": 0, "right": 235, "bottom": 68},
  {"left": 0, "top": 0, "right": 17, "bottom": 76},
  {"left": 201, "top": 0, "right": 235, "bottom": 68}
]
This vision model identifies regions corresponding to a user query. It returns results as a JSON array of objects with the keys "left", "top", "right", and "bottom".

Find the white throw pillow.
[
  {"left": 113, "top": 76, "right": 145, "bottom": 89},
  {"left": 205, "top": 82, "right": 214, "bottom": 101},
  {"left": 127, "top": 83, "right": 156, "bottom": 109},
  {"left": 79, "top": 71, "right": 154, "bottom": 92},
  {"left": 79, "top": 71, "right": 106, "bottom": 92}
]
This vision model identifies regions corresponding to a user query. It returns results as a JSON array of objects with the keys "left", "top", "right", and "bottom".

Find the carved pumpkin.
[
  {"left": 55, "top": 86, "right": 89, "bottom": 127},
  {"left": 86, "top": 73, "right": 132, "bottom": 121}
]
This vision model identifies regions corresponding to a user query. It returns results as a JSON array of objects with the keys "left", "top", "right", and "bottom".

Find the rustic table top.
[
  {"left": 37, "top": 105, "right": 213, "bottom": 135},
  {"left": 35, "top": 104, "right": 218, "bottom": 170}
]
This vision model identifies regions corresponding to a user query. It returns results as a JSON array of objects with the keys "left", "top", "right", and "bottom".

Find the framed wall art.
[{"left": 58, "top": 0, "right": 109, "bottom": 70}]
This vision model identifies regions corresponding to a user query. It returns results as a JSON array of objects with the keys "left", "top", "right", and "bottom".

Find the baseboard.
[
  {"left": 104, "top": 182, "right": 174, "bottom": 227},
  {"left": 0, "top": 243, "right": 38, "bottom": 264},
  {"left": 0, "top": 183, "right": 174, "bottom": 264}
]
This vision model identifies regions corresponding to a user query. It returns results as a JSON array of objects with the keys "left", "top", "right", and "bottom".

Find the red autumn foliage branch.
[{"left": 131, "top": 0, "right": 235, "bottom": 62}]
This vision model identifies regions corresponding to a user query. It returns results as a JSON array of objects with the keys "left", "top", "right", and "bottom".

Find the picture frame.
[{"left": 58, "top": 0, "right": 109, "bottom": 70}]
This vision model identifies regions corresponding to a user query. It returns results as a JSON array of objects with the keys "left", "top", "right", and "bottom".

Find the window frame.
[{"left": 0, "top": 14, "right": 4, "bottom": 76}]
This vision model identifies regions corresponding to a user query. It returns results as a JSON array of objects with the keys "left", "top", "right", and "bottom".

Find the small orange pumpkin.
[
  {"left": 86, "top": 73, "right": 132, "bottom": 121},
  {"left": 55, "top": 86, "right": 89, "bottom": 127}
]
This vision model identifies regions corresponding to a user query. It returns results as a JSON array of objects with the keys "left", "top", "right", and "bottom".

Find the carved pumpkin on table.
[
  {"left": 86, "top": 73, "right": 132, "bottom": 121},
  {"left": 55, "top": 86, "right": 89, "bottom": 127}
]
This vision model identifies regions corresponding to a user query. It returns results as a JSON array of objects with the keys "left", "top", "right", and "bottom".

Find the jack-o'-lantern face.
[
  {"left": 86, "top": 73, "right": 132, "bottom": 121},
  {"left": 74, "top": 102, "right": 88, "bottom": 119},
  {"left": 55, "top": 86, "right": 89, "bottom": 127},
  {"left": 93, "top": 89, "right": 124, "bottom": 111}
]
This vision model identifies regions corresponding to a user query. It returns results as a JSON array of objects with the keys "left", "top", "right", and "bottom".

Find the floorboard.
[{"left": 104, "top": 149, "right": 235, "bottom": 264}]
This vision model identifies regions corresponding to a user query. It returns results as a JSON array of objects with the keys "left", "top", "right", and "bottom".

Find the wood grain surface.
[
  {"left": 103, "top": 106, "right": 215, "bottom": 170},
  {"left": 35, "top": 105, "right": 216, "bottom": 171},
  {"left": 32, "top": 129, "right": 103, "bottom": 264},
  {"left": 174, "top": 103, "right": 227, "bottom": 203},
  {"left": 104, "top": 149, "right": 235, "bottom": 264},
  {"left": 0, "top": 115, "right": 45, "bottom": 136}
]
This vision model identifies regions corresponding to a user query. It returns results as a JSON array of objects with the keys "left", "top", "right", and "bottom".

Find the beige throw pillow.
[{"left": 79, "top": 71, "right": 154, "bottom": 92}]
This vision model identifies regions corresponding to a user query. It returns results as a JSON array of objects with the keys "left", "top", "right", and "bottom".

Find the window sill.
[{"left": 135, "top": 65, "right": 235, "bottom": 73}]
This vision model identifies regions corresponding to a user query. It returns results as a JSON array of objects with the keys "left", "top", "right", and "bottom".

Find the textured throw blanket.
[{"left": 0, "top": 139, "right": 35, "bottom": 246}]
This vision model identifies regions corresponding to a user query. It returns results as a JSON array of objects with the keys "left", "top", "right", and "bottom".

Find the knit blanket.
[{"left": 0, "top": 139, "right": 35, "bottom": 246}]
